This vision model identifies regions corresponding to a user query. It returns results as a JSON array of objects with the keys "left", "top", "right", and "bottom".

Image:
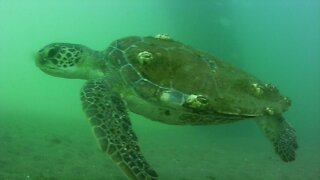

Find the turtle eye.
[{"left": 47, "top": 47, "right": 59, "bottom": 58}]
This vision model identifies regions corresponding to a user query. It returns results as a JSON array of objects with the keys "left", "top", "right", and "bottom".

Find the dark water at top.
[{"left": 0, "top": 0, "right": 319, "bottom": 179}]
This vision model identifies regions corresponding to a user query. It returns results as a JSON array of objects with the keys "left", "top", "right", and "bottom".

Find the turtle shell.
[{"left": 105, "top": 36, "right": 291, "bottom": 117}]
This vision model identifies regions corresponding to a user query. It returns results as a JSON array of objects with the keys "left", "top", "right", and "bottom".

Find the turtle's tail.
[{"left": 256, "top": 115, "right": 298, "bottom": 162}]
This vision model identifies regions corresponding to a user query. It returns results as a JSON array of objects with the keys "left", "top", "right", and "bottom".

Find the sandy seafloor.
[{"left": 1, "top": 107, "right": 319, "bottom": 180}]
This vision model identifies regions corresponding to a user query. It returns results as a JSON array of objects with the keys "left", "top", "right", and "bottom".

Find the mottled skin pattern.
[
  {"left": 35, "top": 36, "right": 297, "bottom": 180},
  {"left": 81, "top": 79, "right": 157, "bottom": 179},
  {"left": 256, "top": 115, "right": 298, "bottom": 162}
]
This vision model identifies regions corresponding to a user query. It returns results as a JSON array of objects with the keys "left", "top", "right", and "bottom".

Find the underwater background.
[{"left": 0, "top": 0, "right": 319, "bottom": 179}]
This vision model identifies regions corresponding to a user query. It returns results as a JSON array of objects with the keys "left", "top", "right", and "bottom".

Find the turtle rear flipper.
[
  {"left": 256, "top": 115, "right": 298, "bottom": 162},
  {"left": 81, "top": 79, "right": 158, "bottom": 180}
]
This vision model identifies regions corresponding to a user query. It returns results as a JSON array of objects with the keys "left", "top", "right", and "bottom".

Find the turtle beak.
[
  {"left": 34, "top": 52, "right": 44, "bottom": 67},
  {"left": 34, "top": 50, "right": 52, "bottom": 72}
]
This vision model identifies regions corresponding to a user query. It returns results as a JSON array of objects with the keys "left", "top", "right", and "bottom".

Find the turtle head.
[{"left": 35, "top": 43, "right": 105, "bottom": 80}]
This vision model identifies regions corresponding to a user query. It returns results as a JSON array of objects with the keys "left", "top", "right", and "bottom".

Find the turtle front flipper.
[
  {"left": 256, "top": 115, "right": 298, "bottom": 162},
  {"left": 81, "top": 79, "right": 158, "bottom": 180}
]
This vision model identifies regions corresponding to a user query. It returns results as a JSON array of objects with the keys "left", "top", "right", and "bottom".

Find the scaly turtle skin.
[{"left": 35, "top": 35, "right": 297, "bottom": 180}]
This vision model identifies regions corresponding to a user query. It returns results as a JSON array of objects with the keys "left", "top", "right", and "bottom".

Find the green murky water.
[{"left": 0, "top": 0, "right": 319, "bottom": 179}]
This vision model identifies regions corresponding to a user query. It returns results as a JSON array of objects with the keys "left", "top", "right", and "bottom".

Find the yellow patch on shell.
[
  {"left": 251, "top": 83, "right": 264, "bottom": 96},
  {"left": 160, "top": 92, "right": 171, "bottom": 102},
  {"left": 154, "top": 34, "right": 171, "bottom": 40},
  {"left": 185, "top": 94, "right": 208, "bottom": 108},
  {"left": 137, "top": 51, "right": 153, "bottom": 64},
  {"left": 264, "top": 107, "right": 274, "bottom": 115}
]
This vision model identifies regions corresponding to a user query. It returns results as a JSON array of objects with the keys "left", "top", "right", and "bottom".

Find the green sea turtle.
[{"left": 35, "top": 34, "right": 297, "bottom": 180}]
